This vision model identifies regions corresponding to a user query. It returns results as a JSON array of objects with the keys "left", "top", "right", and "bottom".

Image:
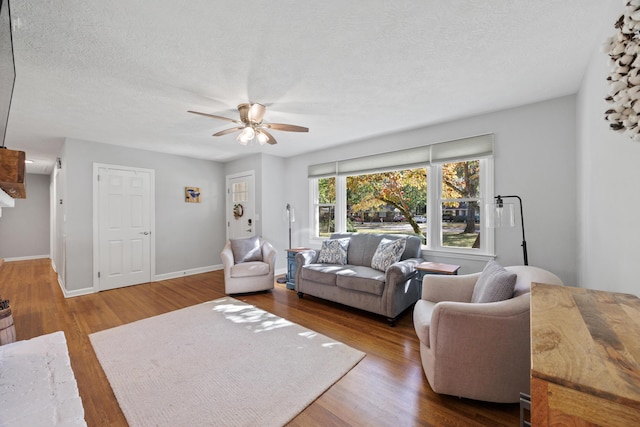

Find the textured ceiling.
[{"left": 5, "top": 1, "right": 614, "bottom": 174}]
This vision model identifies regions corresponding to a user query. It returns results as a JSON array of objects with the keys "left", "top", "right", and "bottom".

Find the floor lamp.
[
  {"left": 487, "top": 195, "right": 528, "bottom": 265},
  {"left": 276, "top": 203, "right": 295, "bottom": 283}
]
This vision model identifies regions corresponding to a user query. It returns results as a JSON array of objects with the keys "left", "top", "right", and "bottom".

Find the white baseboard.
[
  {"left": 47, "top": 261, "right": 224, "bottom": 298},
  {"left": 2, "top": 254, "right": 51, "bottom": 262},
  {"left": 61, "top": 285, "right": 95, "bottom": 298},
  {"left": 153, "top": 264, "right": 222, "bottom": 282}
]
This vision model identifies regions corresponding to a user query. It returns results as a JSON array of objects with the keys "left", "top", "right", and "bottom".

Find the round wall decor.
[{"left": 233, "top": 203, "right": 244, "bottom": 219}]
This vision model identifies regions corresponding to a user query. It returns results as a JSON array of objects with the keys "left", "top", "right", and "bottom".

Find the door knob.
[{"left": 140, "top": 231, "right": 150, "bottom": 235}]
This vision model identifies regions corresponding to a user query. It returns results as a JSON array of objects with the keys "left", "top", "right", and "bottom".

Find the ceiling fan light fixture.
[
  {"left": 256, "top": 130, "right": 268, "bottom": 145},
  {"left": 238, "top": 126, "right": 255, "bottom": 144}
]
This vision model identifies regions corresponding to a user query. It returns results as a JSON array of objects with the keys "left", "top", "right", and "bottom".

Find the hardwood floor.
[{"left": 0, "top": 259, "right": 520, "bottom": 426}]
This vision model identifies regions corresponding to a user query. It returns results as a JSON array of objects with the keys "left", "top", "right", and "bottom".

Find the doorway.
[
  {"left": 226, "top": 171, "right": 255, "bottom": 240},
  {"left": 93, "top": 164, "right": 155, "bottom": 292}
]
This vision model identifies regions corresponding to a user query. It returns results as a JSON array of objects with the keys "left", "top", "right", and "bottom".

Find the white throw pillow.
[
  {"left": 371, "top": 238, "right": 406, "bottom": 272},
  {"left": 471, "top": 260, "right": 517, "bottom": 303},
  {"left": 317, "top": 238, "right": 350, "bottom": 265}
]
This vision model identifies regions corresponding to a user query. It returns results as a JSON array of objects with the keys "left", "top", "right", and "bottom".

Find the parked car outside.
[
  {"left": 393, "top": 214, "right": 406, "bottom": 222},
  {"left": 413, "top": 215, "right": 427, "bottom": 223}
]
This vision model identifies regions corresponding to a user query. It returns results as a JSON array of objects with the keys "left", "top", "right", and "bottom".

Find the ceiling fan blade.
[
  {"left": 248, "top": 103, "right": 266, "bottom": 123},
  {"left": 213, "top": 126, "right": 245, "bottom": 137},
  {"left": 259, "top": 129, "right": 277, "bottom": 145},
  {"left": 188, "top": 110, "right": 240, "bottom": 124},
  {"left": 265, "top": 123, "right": 309, "bottom": 132}
]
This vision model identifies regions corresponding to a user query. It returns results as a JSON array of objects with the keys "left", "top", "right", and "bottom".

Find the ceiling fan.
[{"left": 188, "top": 103, "right": 308, "bottom": 145}]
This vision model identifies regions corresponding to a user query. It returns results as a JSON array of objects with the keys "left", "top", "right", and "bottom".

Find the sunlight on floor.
[{"left": 209, "top": 300, "right": 293, "bottom": 332}]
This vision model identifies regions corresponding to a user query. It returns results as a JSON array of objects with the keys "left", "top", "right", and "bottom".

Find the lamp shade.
[{"left": 486, "top": 202, "right": 515, "bottom": 228}]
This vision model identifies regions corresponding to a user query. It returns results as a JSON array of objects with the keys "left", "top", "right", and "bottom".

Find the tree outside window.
[
  {"left": 317, "top": 177, "right": 336, "bottom": 236},
  {"left": 441, "top": 160, "right": 480, "bottom": 248},
  {"left": 346, "top": 168, "right": 427, "bottom": 239}
]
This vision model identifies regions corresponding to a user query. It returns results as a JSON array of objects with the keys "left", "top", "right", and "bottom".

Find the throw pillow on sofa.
[
  {"left": 371, "top": 238, "right": 406, "bottom": 272},
  {"left": 471, "top": 260, "right": 517, "bottom": 303},
  {"left": 317, "top": 238, "right": 350, "bottom": 265},
  {"left": 230, "top": 236, "right": 263, "bottom": 264}
]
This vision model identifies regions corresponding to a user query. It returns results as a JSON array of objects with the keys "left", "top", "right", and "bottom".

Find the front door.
[
  {"left": 95, "top": 164, "right": 154, "bottom": 291},
  {"left": 227, "top": 172, "right": 255, "bottom": 240}
]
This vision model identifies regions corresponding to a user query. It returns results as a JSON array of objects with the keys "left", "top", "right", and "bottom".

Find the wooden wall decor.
[{"left": 0, "top": 148, "right": 26, "bottom": 198}]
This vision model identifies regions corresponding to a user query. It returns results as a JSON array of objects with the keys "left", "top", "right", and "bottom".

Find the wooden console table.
[{"left": 530, "top": 283, "right": 640, "bottom": 426}]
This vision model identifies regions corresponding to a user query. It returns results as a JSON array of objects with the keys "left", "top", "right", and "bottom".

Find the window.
[
  {"left": 313, "top": 176, "right": 336, "bottom": 238},
  {"left": 439, "top": 160, "right": 481, "bottom": 249},
  {"left": 346, "top": 168, "right": 427, "bottom": 241},
  {"left": 309, "top": 134, "right": 494, "bottom": 256}
]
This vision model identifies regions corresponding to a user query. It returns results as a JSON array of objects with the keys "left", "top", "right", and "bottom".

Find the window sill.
[{"left": 420, "top": 248, "right": 495, "bottom": 262}]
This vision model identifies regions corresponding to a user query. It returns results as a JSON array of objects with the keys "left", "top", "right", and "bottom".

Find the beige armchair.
[
  {"left": 220, "top": 238, "right": 276, "bottom": 294},
  {"left": 413, "top": 265, "right": 563, "bottom": 403}
]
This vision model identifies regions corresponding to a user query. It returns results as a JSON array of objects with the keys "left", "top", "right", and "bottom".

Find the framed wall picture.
[{"left": 185, "top": 186, "right": 201, "bottom": 203}]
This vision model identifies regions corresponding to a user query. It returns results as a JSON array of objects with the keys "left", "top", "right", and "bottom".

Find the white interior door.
[
  {"left": 227, "top": 172, "right": 255, "bottom": 240},
  {"left": 96, "top": 165, "right": 153, "bottom": 291}
]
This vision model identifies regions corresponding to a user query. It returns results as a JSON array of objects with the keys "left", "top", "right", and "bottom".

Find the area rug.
[{"left": 89, "top": 297, "right": 365, "bottom": 427}]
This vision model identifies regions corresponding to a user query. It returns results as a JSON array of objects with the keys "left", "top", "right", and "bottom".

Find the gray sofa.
[{"left": 295, "top": 233, "right": 424, "bottom": 324}]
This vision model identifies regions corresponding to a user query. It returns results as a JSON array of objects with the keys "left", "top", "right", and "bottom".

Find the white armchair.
[
  {"left": 220, "top": 237, "right": 276, "bottom": 294},
  {"left": 413, "top": 265, "right": 563, "bottom": 403}
]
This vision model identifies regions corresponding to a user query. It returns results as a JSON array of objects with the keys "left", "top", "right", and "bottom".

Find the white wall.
[
  {"left": 224, "top": 153, "right": 288, "bottom": 274},
  {"left": 0, "top": 173, "right": 50, "bottom": 259},
  {"left": 283, "top": 96, "right": 578, "bottom": 286},
  {"left": 577, "top": 2, "right": 640, "bottom": 295},
  {"left": 59, "top": 138, "right": 226, "bottom": 293}
]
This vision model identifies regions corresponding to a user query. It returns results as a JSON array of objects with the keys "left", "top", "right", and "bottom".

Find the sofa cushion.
[
  {"left": 336, "top": 266, "right": 386, "bottom": 295},
  {"left": 371, "top": 238, "right": 406, "bottom": 272},
  {"left": 230, "top": 236, "right": 262, "bottom": 264},
  {"left": 471, "top": 260, "right": 517, "bottom": 303},
  {"left": 329, "top": 233, "right": 422, "bottom": 265},
  {"left": 230, "top": 261, "right": 270, "bottom": 278},
  {"left": 317, "top": 238, "right": 350, "bottom": 265},
  {"left": 301, "top": 264, "right": 351, "bottom": 286}
]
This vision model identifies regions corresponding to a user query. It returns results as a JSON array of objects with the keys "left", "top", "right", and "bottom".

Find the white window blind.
[{"left": 308, "top": 134, "right": 493, "bottom": 177}]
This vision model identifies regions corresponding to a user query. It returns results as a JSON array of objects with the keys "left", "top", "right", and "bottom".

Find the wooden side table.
[
  {"left": 285, "top": 248, "right": 311, "bottom": 290},
  {"left": 414, "top": 262, "right": 461, "bottom": 292},
  {"left": 415, "top": 262, "right": 461, "bottom": 276}
]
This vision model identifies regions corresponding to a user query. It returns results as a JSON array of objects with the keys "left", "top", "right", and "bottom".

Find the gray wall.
[
  {"left": 0, "top": 173, "right": 50, "bottom": 259},
  {"left": 577, "top": 1, "right": 639, "bottom": 295},
  {"left": 283, "top": 96, "right": 578, "bottom": 286},
  {"left": 59, "top": 138, "right": 226, "bottom": 293}
]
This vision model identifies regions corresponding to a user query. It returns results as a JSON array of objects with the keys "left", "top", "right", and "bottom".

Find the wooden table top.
[
  {"left": 286, "top": 247, "right": 312, "bottom": 253},
  {"left": 531, "top": 283, "right": 640, "bottom": 409},
  {"left": 415, "top": 262, "right": 460, "bottom": 275}
]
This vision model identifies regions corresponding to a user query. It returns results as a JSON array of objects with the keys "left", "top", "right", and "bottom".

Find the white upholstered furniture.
[
  {"left": 413, "top": 265, "right": 563, "bottom": 403},
  {"left": 221, "top": 237, "right": 276, "bottom": 294},
  {"left": 0, "top": 331, "right": 86, "bottom": 426}
]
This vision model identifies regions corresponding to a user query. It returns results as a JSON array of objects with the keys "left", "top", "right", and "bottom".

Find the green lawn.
[{"left": 320, "top": 222, "right": 479, "bottom": 249}]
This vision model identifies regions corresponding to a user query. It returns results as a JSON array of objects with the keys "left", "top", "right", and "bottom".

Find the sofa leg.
[
  {"left": 387, "top": 317, "right": 397, "bottom": 327},
  {"left": 297, "top": 292, "right": 304, "bottom": 299}
]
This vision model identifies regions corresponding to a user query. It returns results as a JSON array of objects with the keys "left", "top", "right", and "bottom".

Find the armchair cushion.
[
  {"left": 230, "top": 236, "right": 262, "bottom": 264},
  {"left": 317, "top": 238, "right": 350, "bottom": 265},
  {"left": 371, "top": 238, "right": 406, "bottom": 272},
  {"left": 471, "top": 260, "right": 517, "bottom": 303}
]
